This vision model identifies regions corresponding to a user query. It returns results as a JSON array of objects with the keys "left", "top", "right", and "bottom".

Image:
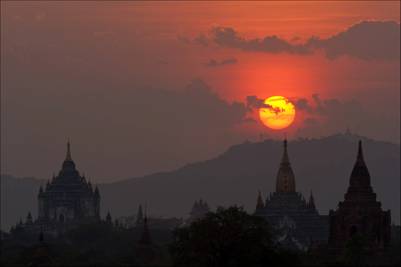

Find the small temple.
[{"left": 187, "top": 199, "right": 210, "bottom": 224}]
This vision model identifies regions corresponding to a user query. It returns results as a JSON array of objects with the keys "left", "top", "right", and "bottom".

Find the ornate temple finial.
[
  {"left": 256, "top": 190, "right": 265, "bottom": 210},
  {"left": 282, "top": 138, "right": 289, "bottom": 163},
  {"left": 65, "top": 140, "right": 72, "bottom": 161},
  {"left": 309, "top": 190, "right": 316, "bottom": 209},
  {"left": 139, "top": 204, "right": 152, "bottom": 245},
  {"left": 276, "top": 138, "right": 296, "bottom": 193},
  {"left": 347, "top": 140, "right": 372, "bottom": 193},
  {"left": 61, "top": 139, "right": 77, "bottom": 171},
  {"left": 357, "top": 140, "right": 364, "bottom": 162}
]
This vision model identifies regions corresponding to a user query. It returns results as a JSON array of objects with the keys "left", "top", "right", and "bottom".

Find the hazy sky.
[{"left": 1, "top": 1, "right": 400, "bottom": 182}]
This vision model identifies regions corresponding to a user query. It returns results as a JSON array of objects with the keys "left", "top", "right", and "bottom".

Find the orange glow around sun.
[{"left": 259, "top": 96, "right": 296, "bottom": 130}]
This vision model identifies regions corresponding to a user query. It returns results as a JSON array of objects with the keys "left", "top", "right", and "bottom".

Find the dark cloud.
[
  {"left": 178, "top": 33, "right": 210, "bottom": 47},
  {"left": 211, "top": 27, "right": 310, "bottom": 54},
  {"left": 294, "top": 98, "right": 313, "bottom": 113},
  {"left": 205, "top": 58, "right": 238, "bottom": 67},
  {"left": 246, "top": 95, "right": 267, "bottom": 110},
  {"left": 307, "top": 21, "right": 400, "bottom": 60},
  {"left": 311, "top": 94, "right": 349, "bottom": 117},
  {"left": 245, "top": 95, "right": 285, "bottom": 114},
  {"left": 245, "top": 94, "right": 398, "bottom": 144},
  {"left": 205, "top": 21, "right": 400, "bottom": 60},
  {"left": 294, "top": 94, "right": 358, "bottom": 117},
  {"left": 193, "top": 33, "right": 209, "bottom": 47},
  {"left": 294, "top": 93, "right": 400, "bottom": 142}
]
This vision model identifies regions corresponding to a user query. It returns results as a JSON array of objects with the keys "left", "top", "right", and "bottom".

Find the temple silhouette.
[
  {"left": 255, "top": 139, "right": 329, "bottom": 250},
  {"left": 9, "top": 139, "right": 393, "bottom": 259},
  {"left": 12, "top": 142, "right": 101, "bottom": 236},
  {"left": 329, "top": 141, "right": 391, "bottom": 251}
]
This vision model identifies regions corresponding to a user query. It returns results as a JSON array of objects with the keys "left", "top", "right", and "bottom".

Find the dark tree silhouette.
[
  {"left": 170, "top": 206, "right": 297, "bottom": 267},
  {"left": 341, "top": 234, "right": 368, "bottom": 266}
]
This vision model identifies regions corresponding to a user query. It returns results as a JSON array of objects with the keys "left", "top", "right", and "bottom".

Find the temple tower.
[
  {"left": 329, "top": 141, "right": 391, "bottom": 250},
  {"left": 255, "top": 139, "right": 329, "bottom": 250},
  {"left": 37, "top": 142, "right": 100, "bottom": 225},
  {"left": 276, "top": 139, "right": 296, "bottom": 193}
]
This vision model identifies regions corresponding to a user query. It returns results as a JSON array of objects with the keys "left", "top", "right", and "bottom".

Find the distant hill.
[
  {"left": 1, "top": 175, "right": 44, "bottom": 230},
  {"left": 1, "top": 133, "right": 400, "bottom": 231}
]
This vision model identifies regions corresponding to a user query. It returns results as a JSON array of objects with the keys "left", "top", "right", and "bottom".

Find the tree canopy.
[{"left": 170, "top": 206, "right": 298, "bottom": 267}]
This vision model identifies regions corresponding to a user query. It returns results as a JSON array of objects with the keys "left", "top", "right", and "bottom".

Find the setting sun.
[{"left": 259, "top": 96, "right": 296, "bottom": 130}]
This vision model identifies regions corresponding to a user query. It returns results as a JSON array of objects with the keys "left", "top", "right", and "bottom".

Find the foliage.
[
  {"left": 1, "top": 222, "right": 172, "bottom": 266},
  {"left": 341, "top": 234, "right": 368, "bottom": 266},
  {"left": 170, "top": 206, "right": 298, "bottom": 267}
]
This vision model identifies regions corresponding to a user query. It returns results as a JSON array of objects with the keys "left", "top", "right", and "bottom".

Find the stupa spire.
[
  {"left": 276, "top": 139, "right": 296, "bottom": 193},
  {"left": 61, "top": 140, "right": 77, "bottom": 174},
  {"left": 357, "top": 140, "right": 364, "bottom": 162},
  {"left": 308, "top": 190, "right": 316, "bottom": 209},
  {"left": 282, "top": 138, "right": 289, "bottom": 163},
  {"left": 256, "top": 190, "right": 265, "bottom": 211},
  {"left": 139, "top": 205, "right": 151, "bottom": 245},
  {"left": 66, "top": 140, "right": 72, "bottom": 161},
  {"left": 346, "top": 140, "right": 373, "bottom": 198}
]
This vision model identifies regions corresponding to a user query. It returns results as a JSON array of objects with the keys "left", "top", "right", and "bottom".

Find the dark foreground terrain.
[{"left": 1, "top": 207, "right": 400, "bottom": 267}]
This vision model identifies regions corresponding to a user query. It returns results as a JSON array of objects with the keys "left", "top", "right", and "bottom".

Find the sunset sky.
[{"left": 1, "top": 1, "right": 400, "bottom": 181}]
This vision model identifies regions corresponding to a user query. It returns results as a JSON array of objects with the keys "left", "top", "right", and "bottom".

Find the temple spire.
[
  {"left": 276, "top": 139, "right": 296, "bottom": 193},
  {"left": 65, "top": 141, "right": 72, "bottom": 161},
  {"left": 282, "top": 138, "right": 289, "bottom": 164},
  {"left": 139, "top": 207, "right": 151, "bottom": 245},
  {"left": 357, "top": 140, "right": 364, "bottom": 162},
  {"left": 256, "top": 190, "right": 265, "bottom": 211},
  {"left": 347, "top": 140, "right": 373, "bottom": 196},
  {"left": 136, "top": 204, "right": 144, "bottom": 226},
  {"left": 308, "top": 190, "right": 316, "bottom": 209},
  {"left": 60, "top": 140, "right": 77, "bottom": 174}
]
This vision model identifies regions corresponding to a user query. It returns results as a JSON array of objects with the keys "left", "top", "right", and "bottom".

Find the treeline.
[{"left": 1, "top": 207, "right": 400, "bottom": 266}]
